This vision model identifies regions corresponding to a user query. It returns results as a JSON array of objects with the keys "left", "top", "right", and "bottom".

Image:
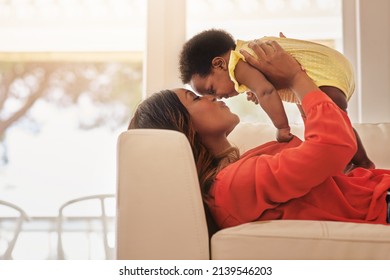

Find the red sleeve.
[{"left": 212, "top": 90, "right": 357, "bottom": 224}]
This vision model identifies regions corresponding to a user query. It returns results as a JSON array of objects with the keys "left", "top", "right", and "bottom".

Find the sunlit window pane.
[
  {"left": 0, "top": 0, "right": 145, "bottom": 52},
  {"left": 0, "top": 0, "right": 145, "bottom": 259}
]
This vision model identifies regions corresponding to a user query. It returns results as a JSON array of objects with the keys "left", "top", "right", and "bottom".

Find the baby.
[{"left": 179, "top": 29, "right": 374, "bottom": 171}]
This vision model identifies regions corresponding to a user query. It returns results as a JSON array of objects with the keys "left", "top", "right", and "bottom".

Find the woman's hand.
[
  {"left": 240, "top": 40, "right": 301, "bottom": 89},
  {"left": 240, "top": 40, "right": 319, "bottom": 102}
]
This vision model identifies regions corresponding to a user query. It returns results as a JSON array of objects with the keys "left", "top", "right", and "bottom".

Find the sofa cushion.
[{"left": 211, "top": 220, "right": 390, "bottom": 259}]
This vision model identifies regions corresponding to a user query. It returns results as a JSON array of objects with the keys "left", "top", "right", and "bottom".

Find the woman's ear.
[{"left": 211, "top": 57, "right": 227, "bottom": 70}]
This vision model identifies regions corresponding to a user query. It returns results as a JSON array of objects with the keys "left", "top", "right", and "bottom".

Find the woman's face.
[{"left": 174, "top": 88, "right": 239, "bottom": 137}]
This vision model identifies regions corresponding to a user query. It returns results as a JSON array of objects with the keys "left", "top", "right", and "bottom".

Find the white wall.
[
  {"left": 357, "top": 0, "right": 390, "bottom": 123},
  {"left": 343, "top": 0, "right": 390, "bottom": 123}
]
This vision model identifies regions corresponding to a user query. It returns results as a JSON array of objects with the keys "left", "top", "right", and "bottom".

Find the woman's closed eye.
[{"left": 193, "top": 95, "right": 201, "bottom": 101}]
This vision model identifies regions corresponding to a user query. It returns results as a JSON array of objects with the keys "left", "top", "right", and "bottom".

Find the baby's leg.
[{"left": 319, "top": 86, "right": 375, "bottom": 171}]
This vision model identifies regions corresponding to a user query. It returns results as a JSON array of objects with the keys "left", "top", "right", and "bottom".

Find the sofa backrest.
[
  {"left": 353, "top": 123, "right": 390, "bottom": 169},
  {"left": 228, "top": 122, "right": 390, "bottom": 169},
  {"left": 116, "top": 129, "right": 210, "bottom": 260}
]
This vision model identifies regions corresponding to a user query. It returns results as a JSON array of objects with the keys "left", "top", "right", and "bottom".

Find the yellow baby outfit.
[{"left": 229, "top": 37, "right": 355, "bottom": 103}]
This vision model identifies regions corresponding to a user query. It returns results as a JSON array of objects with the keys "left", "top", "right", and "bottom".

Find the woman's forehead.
[{"left": 173, "top": 88, "right": 196, "bottom": 99}]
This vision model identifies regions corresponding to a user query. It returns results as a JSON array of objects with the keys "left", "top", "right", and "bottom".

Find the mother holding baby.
[{"left": 128, "top": 38, "right": 390, "bottom": 229}]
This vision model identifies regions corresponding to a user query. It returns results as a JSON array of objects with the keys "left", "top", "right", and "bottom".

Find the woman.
[{"left": 129, "top": 40, "right": 390, "bottom": 229}]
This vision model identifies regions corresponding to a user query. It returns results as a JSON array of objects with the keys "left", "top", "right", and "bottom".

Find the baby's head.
[{"left": 179, "top": 29, "right": 238, "bottom": 99}]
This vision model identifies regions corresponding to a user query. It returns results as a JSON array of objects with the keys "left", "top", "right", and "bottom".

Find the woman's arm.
[
  {"left": 212, "top": 41, "right": 358, "bottom": 225},
  {"left": 214, "top": 91, "right": 358, "bottom": 225}
]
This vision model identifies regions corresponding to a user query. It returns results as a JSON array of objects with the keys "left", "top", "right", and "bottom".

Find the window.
[{"left": 0, "top": 0, "right": 145, "bottom": 259}]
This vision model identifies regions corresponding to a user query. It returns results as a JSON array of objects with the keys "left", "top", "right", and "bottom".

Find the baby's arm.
[{"left": 235, "top": 60, "right": 292, "bottom": 142}]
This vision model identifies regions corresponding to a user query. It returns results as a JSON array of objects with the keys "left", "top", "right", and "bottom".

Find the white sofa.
[{"left": 116, "top": 123, "right": 390, "bottom": 260}]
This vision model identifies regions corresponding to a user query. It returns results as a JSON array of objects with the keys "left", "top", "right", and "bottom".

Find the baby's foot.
[
  {"left": 344, "top": 162, "right": 354, "bottom": 174},
  {"left": 353, "top": 160, "right": 376, "bottom": 170},
  {"left": 345, "top": 160, "right": 376, "bottom": 173}
]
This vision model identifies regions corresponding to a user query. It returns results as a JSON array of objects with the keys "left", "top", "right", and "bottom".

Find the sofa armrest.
[{"left": 116, "top": 129, "right": 210, "bottom": 259}]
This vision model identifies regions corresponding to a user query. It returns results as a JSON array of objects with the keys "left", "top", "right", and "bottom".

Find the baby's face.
[{"left": 190, "top": 69, "right": 238, "bottom": 99}]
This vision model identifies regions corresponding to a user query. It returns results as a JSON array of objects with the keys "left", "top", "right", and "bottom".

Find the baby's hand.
[
  {"left": 276, "top": 127, "right": 293, "bottom": 142},
  {"left": 246, "top": 91, "right": 258, "bottom": 104}
]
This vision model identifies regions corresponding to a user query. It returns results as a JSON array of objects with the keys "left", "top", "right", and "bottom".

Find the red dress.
[{"left": 207, "top": 90, "right": 390, "bottom": 229}]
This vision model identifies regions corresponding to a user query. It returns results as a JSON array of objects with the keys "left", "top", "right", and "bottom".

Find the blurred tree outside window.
[
  {"left": 0, "top": 0, "right": 145, "bottom": 217},
  {"left": 0, "top": 56, "right": 142, "bottom": 166}
]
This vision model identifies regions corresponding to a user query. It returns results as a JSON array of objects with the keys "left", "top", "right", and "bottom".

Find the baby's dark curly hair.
[{"left": 179, "top": 29, "right": 236, "bottom": 84}]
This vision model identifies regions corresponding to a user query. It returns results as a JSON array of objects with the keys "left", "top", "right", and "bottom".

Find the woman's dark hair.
[
  {"left": 129, "top": 89, "right": 190, "bottom": 132},
  {"left": 179, "top": 29, "right": 236, "bottom": 84},
  {"left": 129, "top": 89, "right": 238, "bottom": 195}
]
